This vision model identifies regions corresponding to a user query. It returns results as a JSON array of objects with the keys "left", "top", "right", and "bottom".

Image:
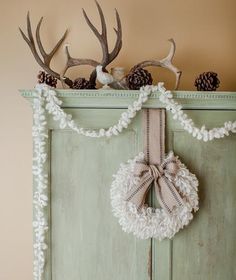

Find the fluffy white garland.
[
  {"left": 157, "top": 83, "right": 236, "bottom": 141},
  {"left": 37, "top": 82, "right": 236, "bottom": 141},
  {"left": 36, "top": 83, "right": 152, "bottom": 137},
  {"left": 32, "top": 92, "right": 48, "bottom": 280},
  {"left": 110, "top": 152, "right": 199, "bottom": 240}
]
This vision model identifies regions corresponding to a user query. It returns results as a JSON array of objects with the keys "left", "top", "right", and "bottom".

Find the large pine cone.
[
  {"left": 72, "top": 78, "right": 96, "bottom": 89},
  {"left": 194, "top": 72, "right": 220, "bottom": 91},
  {"left": 126, "top": 67, "right": 153, "bottom": 90},
  {"left": 37, "top": 71, "right": 57, "bottom": 88}
]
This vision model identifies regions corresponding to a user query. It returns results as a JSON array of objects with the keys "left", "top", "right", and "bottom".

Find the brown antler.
[
  {"left": 133, "top": 39, "right": 182, "bottom": 89},
  {"left": 83, "top": 1, "right": 122, "bottom": 66},
  {"left": 60, "top": 44, "right": 100, "bottom": 88},
  {"left": 61, "top": 0, "right": 122, "bottom": 87},
  {"left": 19, "top": 12, "right": 73, "bottom": 87}
]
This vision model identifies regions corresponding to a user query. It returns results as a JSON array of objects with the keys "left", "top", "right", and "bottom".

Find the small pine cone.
[
  {"left": 126, "top": 67, "right": 153, "bottom": 90},
  {"left": 37, "top": 71, "right": 46, "bottom": 83},
  {"left": 37, "top": 71, "right": 57, "bottom": 88},
  {"left": 72, "top": 78, "right": 95, "bottom": 89},
  {"left": 194, "top": 72, "right": 220, "bottom": 91}
]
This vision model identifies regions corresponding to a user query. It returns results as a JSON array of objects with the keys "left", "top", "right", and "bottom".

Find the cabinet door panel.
[
  {"left": 49, "top": 109, "right": 150, "bottom": 280},
  {"left": 154, "top": 110, "right": 236, "bottom": 280}
]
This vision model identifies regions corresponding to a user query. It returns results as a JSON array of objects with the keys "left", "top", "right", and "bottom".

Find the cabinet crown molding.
[{"left": 20, "top": 89, "right": 236, "bottom": 110}]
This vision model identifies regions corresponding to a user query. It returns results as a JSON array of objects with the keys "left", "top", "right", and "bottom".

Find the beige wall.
[{"left": 0, "top": 0, "right": 235, "bottom": 279}]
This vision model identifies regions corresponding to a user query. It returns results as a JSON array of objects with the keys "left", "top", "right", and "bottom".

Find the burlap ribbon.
[
  {"left": 125, "top": 153, "right": 184, "bottom": 213},
  {"left": 125, "top": 109, "right": 184, "bottom": 214}
]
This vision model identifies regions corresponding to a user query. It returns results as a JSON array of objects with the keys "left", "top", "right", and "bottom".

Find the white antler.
[{"left": 133, "top": 39, "right": 182, "bottom": 89}]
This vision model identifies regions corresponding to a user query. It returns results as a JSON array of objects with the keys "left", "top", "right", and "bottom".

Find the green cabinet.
[{"left": 22, "top": 89, "right": 236, "bottom": 280}]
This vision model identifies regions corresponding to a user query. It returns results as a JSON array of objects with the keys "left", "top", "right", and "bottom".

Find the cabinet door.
[
  {"left": 46, "top": 109, "right": 151, "bottom": 280},
  {"left": 153, "top": 110, "right": 236, "bottom": 280}
]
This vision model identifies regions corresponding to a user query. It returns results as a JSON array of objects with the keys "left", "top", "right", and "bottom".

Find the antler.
[
  {"left": 83, "top": 1, "right": 122, "bottom": 66},
  {"left": 133, "top": 39, "right": 182, "bottom": 89},
  {"left": 19, "top": 12, "right": 73, "bottom": 87},
  {"left": 61, "top": 0, "right": 122, "bottom": 87},
  {"left": 60, "top": 44, "right": 100, "bottom": 88}
]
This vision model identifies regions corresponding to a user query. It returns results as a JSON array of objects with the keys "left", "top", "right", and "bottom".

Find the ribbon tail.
[
  {"left": 154, "top": 176, "right": 185, "bottom": 214},
  {"left": 125, "top": 173, "right": 153, "bottom": 210}
]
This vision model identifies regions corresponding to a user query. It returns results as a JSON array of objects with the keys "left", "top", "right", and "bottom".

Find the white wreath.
[{"left": 110, "top": 152, "right": 199, "bottom": 240}]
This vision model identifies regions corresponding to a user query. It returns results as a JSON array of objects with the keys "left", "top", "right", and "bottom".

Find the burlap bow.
[{"left": 126, "top": 154, "right": 184, "bottom": 213}]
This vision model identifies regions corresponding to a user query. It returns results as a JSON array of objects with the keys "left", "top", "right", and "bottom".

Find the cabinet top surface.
[{"left": 20, "top": 89, "right": 236, "bottom": 110}]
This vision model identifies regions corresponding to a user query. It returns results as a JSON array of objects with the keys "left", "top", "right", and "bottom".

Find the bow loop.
[
  {"left": 134, "top": 161, "right": 150, "bottom": 177},
  {"left": 125, "top": 154, "right": 184, "bottom": 214}
]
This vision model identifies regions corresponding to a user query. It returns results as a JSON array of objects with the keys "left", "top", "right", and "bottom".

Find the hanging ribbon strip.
[{"left": 125, "top": 109, "right": 185, "bottom": 214}]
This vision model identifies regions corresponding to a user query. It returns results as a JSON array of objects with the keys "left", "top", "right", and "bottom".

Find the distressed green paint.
[
  {"left": 21, "top": 90, "right": 236, "bottom": 280},
  {"left": 49, "top": 109, "right": 150, "bottom": 280},
  {"left": 162, "top": 110, "right": 236, "bottom": 280}
]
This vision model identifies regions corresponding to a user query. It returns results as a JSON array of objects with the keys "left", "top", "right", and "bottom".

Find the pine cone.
[
  {"left": 194, "top": 72, "right": 220, "bottom": 91},
  {"left": 126, "top": 67, "right": 153, "bottom": 90},
  {"left": 72, "top": 78, "right": 96, "bottom": 89},
  {"left": 37, "top": 71, "right": 57, "bottom": 88}
]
